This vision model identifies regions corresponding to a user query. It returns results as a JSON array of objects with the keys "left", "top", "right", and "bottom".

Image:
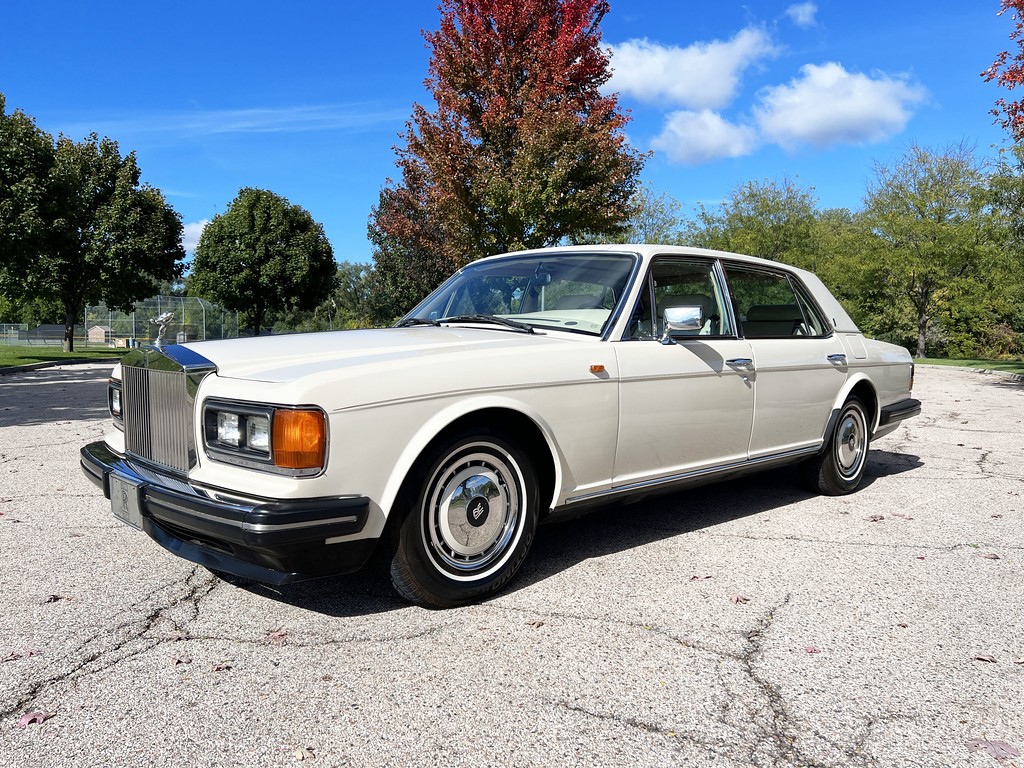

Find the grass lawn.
[
  {"left": 918, "top": 357, "right": 1024, "bottom": 376},
  {"left": 0, "top": 345, "right": 127, "bottom": 368}
]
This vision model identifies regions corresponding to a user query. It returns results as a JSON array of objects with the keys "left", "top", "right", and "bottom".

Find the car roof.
[{"left": 470, "top": 244, "right": 860, "bottom": 334}]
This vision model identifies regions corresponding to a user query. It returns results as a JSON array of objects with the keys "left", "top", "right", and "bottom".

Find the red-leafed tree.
[
  {"left": 983, "top": 0, "right": 1024, "bottom": 138},
  {"left": 368, "top": 0, "right": 646, "bottom": 321}
]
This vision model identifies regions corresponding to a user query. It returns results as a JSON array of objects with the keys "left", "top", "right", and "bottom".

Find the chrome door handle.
[
  {"left": 828, "top": 353, "right": 847, "bottom": 364},
  {"left": 726, "top": 358, "right": 753, "bottom": 366}
]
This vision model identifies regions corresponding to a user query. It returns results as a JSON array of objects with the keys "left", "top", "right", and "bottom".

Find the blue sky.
[{"left": 0, "top": 1, "right": 1013, "bottom": 264}]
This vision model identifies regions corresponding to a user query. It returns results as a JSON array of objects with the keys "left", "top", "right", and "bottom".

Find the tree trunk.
[
  {"left": 63, "top": 308, "right": 76, "bottom": 353},
  {"left": 916, "top": 312, "right": 927, "bottom": 359}
]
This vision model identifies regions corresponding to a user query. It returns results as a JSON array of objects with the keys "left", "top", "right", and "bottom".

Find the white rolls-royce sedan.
[{"left": 81, "top": 245, "right": 920, "bottom": 607}]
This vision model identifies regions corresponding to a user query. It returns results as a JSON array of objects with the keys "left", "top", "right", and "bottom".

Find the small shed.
[{"left": 88, "top": 325, "right": 114, "bottom": 344}]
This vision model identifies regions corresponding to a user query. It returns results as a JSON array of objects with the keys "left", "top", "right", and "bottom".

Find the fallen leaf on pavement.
[
  {"left": 17, "top": 711, "right": 54, "bottom": 728},
  {"left": 1011, "top": 658, "right": 1024, "bottom": 665},
  {"left": 266, "top": 629, "right": 289, "bottom": 645},
  {"left": 293, "top": 747, "right": 316, "bottom": 761},
  {"left": 689, "top": 575, "right": 712, "bottom": 581},
  {"left": 1, "top": 650, "right": 40, "bottom": 663},
  {"left": 866, "top": 515, "right": 884, "bottom": 523},
  {"left": 42, "top": 595, "right": 70, "bottom": 604},
  {"left": 804, "top": 646, "right": 821, "bottom": 654},
  {"left": 526, "top": 619, "right": 545, "bottom": 628},
  {"left": 729, "top": 594, "right": 750, "bottom": 605},
  {"left": 972, "top": 654, "right": 997, "bottom": 663},
  {"left": 211, "top": 662, "right": 232, "bottom": 672},
  {"left": 967, "top": 738, "right": 1019, "bottom": 760},
  {"left": 981, "top": 553, "right": 1001, "bottom": 560}
]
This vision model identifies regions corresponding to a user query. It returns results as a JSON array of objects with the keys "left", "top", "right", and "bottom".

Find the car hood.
[{"left": 178, "top": 326, "right": 574, "bottom": 383}]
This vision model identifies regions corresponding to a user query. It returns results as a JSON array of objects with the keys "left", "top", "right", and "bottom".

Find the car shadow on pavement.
[
  {"left": 227, "top": 448, "right": 922, "bottom": 617},
  {"left": 509, "top": 453, "right": 924, "bottom": 599},
  {"left": 0, "top": 365, "right": 111, "bottom": 427},
  {"left": 219, "top": 562, "right": 406, "bottom": 617}
]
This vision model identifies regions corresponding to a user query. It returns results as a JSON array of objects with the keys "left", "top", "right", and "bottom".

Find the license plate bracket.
[{"left": 109, "top": 474, "right": 144, "bottom": 530}]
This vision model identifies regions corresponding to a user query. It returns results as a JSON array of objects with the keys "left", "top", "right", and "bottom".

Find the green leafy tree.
[
  {"left": 690, "top": 177, "right": 819, "bottom": 270},
  {"left": 575, "top": 184, "right": 686, "bottom": 246},
  {"left": 0, "top": 94, "right": 52, "bottom": 273},
  {"left": 369, "top": 0, "right": 646, "bottom": 320},
  {"left": 812, "top": 209, "right": 920, "bottom": 347},
  {"left": 619, "top": 184, "right": 685, "bottom": 244},
  {"left": 270, "top": 262, "right": 375, "bottom": 332},
  {"left": 1, "top": 95, "right": 185, "bottom": 350},
  {"left": 190, "top": 188, "right": 336, "bottom": 336},
  {"left": 862, "top": 143, "right": 1000, "bottom": 358}
]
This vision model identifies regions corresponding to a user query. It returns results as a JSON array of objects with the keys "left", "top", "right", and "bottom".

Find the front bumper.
[{"left": 80, "top": 440, "right": 377, "bottom": 584}]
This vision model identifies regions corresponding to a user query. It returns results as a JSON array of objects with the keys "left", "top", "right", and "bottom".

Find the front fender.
[{"left": 375, "top": 394, "right": 567, "bottom": 524}]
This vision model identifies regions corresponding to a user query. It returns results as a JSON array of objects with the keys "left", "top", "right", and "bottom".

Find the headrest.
[{"left": 746, "top": 304, "right": 800, "bottom": 322}]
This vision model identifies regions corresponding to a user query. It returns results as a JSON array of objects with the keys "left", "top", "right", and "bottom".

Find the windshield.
[{"left": 401, "top": 252, "right": 638, "bottom": 336}]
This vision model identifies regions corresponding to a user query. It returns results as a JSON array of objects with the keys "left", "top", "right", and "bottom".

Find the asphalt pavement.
[{"left": 0, "top": 362, "right": 1021, "bottom": 767}]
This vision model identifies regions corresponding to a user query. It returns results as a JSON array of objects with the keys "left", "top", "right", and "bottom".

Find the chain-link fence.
[
  {"left": 81, "top": 296, "right": 239, "bottom": 348},
  {"left": 1, "top": 323, "right": 29, "bottom": 346}
]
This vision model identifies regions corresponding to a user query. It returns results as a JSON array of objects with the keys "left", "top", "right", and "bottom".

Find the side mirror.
[{"left": 660, "top": 305, "right": 703, "bottom": 345}]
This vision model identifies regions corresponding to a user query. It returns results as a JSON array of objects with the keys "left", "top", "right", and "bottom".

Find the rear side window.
[{"left": 724, "top": 265, "right": 830, "bottom": 338}]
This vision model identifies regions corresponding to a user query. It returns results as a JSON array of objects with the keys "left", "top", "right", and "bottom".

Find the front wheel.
[
  {"left": 807, "top": 396, "right": 870, "bottom": 495},
  {"left": 390, "top": 429, "right": 539, "bottom": 608}
]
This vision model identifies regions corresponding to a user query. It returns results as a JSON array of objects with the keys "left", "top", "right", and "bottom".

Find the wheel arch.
[
  {"left": 378, "top": 399, "right": 560, "bottom": 529},
  {"left": 819, "top": 373, "right": 879, "bottom": 449}
]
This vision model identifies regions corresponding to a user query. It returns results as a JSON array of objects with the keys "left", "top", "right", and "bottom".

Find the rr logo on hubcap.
[{"left": 466, "top": 496, "right": 490, "bottom": 527}]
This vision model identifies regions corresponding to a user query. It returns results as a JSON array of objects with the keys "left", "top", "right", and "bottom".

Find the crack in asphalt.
[
  {"left": 554, "top": 699, "right": 733, "bottom": 760},
  {"left": 482, "top": 601, "right": 841, "bottom": 766},
  {"left": 0, "top": 567, "right": 218, "bottom": 722},
  {"left": 736, "top": 593, "right": 833, "bottom": 768}
]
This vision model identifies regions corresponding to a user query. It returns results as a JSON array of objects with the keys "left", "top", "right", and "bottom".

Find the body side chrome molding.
[{"left": 564, "top": 445, "right": 821, "bottom": 506}]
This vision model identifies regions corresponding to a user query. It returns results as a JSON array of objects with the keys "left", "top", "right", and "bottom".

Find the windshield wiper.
[
  {"left": 396, "top": 317, "right": 440, "bottom": 328},
  {"left": 441, "top": 314, "right": 536, "bottom": 334}
]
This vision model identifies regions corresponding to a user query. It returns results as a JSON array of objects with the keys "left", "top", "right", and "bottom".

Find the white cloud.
[
  {"left": 650, "top": 110, "right": 760, "bottom": 165},
  {"left": 182, "top": 219, "right": 209, "bottom": 253},
  {"left": 785, "top": 2, "right": 818, "bottom": 28},
  {"left": 608, "top": 28, "right": 779, "bottom": 110},
  {"left": 754, "top": 62, "right": 927, "bottom": 149}
]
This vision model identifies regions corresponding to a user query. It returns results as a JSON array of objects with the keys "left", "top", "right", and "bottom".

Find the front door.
[{"left": 613, "top": 257, "right": 754, "bottom": 487}]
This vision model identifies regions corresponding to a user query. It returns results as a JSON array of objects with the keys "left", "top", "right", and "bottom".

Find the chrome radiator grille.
[{"left": 122, "top": 365, "right": 195, "bottom": 474}]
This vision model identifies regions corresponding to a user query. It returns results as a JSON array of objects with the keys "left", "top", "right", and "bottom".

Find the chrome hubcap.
[
  {"left": 836, "top": 406, "right": 867, "bottom": 479},
  {"left": 424, "top": 445, "right": 523, "bottom": 578}
]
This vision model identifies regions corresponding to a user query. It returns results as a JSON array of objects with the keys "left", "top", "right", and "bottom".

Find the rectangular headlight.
[
  {"left": 108, "top": 379, "right": 123, "bottom": 426},
  {"left": 216, "top": 412, "right": 242, "bottom": 446},
  {"left": 246, "top": 414, "right": 271, "bottom": 453},
  {"left": 203, "top": 400, "right": 326, "bottom": 475}
]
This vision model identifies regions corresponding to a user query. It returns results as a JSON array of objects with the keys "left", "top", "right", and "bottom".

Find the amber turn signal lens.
[{"left": 272, "top": 410, "right": 326, "bottom": 470}]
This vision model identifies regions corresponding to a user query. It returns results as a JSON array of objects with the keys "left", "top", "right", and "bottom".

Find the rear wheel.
[
  {"left": 390, "top": 429, "right": 539, "bottom": 608},
  {"left": 807, "top": 396, "right": 870, "bottom": 495}
]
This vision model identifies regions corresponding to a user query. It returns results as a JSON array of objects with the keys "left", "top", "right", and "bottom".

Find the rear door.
[{"left": 723, "top": 263, "right": 849, "bottom": 459}]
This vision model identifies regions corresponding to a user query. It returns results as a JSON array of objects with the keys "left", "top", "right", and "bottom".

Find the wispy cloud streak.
[{"left": 62, "top": 103, "right": 407, "bottom": 139}]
